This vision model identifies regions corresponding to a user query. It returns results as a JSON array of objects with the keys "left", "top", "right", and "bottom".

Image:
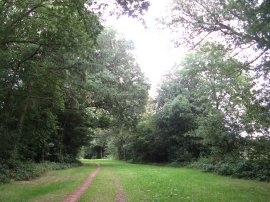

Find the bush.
[
  {"left": 231, "top": 160, "right": 270, "bottom": 181},
  {"left": 188, "top": 157, "right": 216, "bottom": 172},
  {"left": 216, "top": 162, "right": 234, "bottom": 176},
  {"left": 0, "top": 160, "right": 81, "bottom": 184},
  {"left": 190, "top": 158, "right": 270, "bottom": 181}
]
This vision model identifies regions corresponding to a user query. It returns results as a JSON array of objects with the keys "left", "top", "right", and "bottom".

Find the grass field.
[
  {"left": 0, "top": 159, "right": 269, "bottom": 201},
  {"left": 0, "top": 162, "right": 96, "bottom": 202}
]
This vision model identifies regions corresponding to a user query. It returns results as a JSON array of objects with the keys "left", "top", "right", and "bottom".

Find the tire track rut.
[{"left": 62, "top": 165, "right": 101, "bottom": 202}]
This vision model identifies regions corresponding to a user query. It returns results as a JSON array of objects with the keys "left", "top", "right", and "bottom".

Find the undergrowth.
[
  {"left": 0, "top": 159, "right": 81, "bottom": 184},
  {"left": 189, "top": 158, "right": 270, "bottom": 182}
]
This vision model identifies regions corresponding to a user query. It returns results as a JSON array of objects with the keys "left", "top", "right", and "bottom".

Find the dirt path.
[
  {"left": 62, "top": 165, "right": 101, "bottom": 202},
  {"left": 115, "top": 176, "right": 127, "bottom": 202}
]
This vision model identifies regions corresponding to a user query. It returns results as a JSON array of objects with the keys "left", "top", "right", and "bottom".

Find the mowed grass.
[
  {"left": 0, "top": 160, "right": 269, "bottom": 202},
  {"left": 79, "top": 159, "right": 117, "bottom": 202},
  {"left": 0, "top": 162, "right": 96, "bottom": 202},
  {"left": 84, "top": 160, "right": 270, "bottom": 202}
]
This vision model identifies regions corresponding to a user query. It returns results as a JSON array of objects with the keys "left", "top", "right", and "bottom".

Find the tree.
[
  {"left": 87, "top": 29, "right": 149, "bottom": 127},
  {"left": 156, "top": 95, "right": 202, "bottom": 162},
  {"left": 155, "top": 42, "right": 258, "bottom": 161},
  {"left": 89, "top": 0, "right": 150, "bottom": 18},
  {"left": 0, "top": 0, "right": 101, "bottom": 161},
  {"left": 165, "top": 0, "right": 270, "bottom": 161},
  {"left": 167, "top": 0, "right": 270, "bottom": 71},
  {"left": 81, "top": 29, "right": 149, "bottom": 160},
  {"left": 0, "top": 0, "right": 150, "bottom": 166}
]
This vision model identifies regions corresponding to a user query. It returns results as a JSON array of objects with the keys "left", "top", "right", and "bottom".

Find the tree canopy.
[
  {"left": 0, "top": 0, "right": 149, "bottom": 163},
  {"left": 0, "top": 0, "right": 269, "bottom": 182}
]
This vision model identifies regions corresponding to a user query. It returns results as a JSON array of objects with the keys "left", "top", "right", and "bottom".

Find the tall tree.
[
  {"left": 167, "top": 0, "right": 270, "bottom": 70},
  {"left": 82, "top": 29, "right": 149, "bottom": 160},
  {"left": 164, "top": 0, "right": 270, "bottom": 161},
  {"left": 156, "top": 43, "right": 256, "bottom": 160},
  {"left": 0, "top": 0, "right": 101, "bottom": 161},
  {"left": 87, "top": 29, "right": 149, "bottom": 127}
]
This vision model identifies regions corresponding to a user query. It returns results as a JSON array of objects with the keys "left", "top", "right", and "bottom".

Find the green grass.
[
  {"left": 83, "top": 160, "right": 270, "bottom": 202},
  {"left": 79, "top": 159, "right": 117, "bottom": 202},
  {"left": 0, "top": 159, "right": 269, "bottom": 202},
  {"left": 0, "top": 163, "right": 96, "bottom": 202}
]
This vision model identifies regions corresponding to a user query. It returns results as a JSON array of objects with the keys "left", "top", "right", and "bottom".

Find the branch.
[
  {"left": 1, "top": 0, "right": 7, "bottom": 7},
  {"left": 1, "top": 3, "right": 45, "bottom": 45},
  {"left": 4, "top": 40, "right": 41, "bottom": 45},
  {"left": 191, "top": 31, "right": 213, "bottom": 49},
  {"left": 229, "top": 42, "right": 257, "bottom": 58},
  {"left": 8, "top": 3, "right": 44, "bottom": 31},
  {"left": 17, "top": 45, "right": 42, "bottom": 69},
  {"left": 244, "top": 48, "right": 268, "bottom": 67}
]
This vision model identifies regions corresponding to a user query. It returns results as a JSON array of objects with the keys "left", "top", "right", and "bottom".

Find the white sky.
[{"left": 104, "top": 0, "right": 186, "bottom": 97}]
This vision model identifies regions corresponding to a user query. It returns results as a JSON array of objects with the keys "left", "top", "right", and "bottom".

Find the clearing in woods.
[{"left": 0, "top": 159, "right": 269, "bottom": 201}]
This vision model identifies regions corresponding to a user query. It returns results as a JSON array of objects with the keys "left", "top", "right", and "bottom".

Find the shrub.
[
  {"left": 188, "top": 157, "right": 216, "bottom": 172},
  {"left": 0, "top": 160, "right": 81, "bottom": 184},
  {"left": 216, "top": 162, "right": 234, "bottom": 176},
  {"left": 190, "top": 158, "right": 270, "bottom": 181}
]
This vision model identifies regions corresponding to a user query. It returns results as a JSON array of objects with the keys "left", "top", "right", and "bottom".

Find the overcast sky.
[{"left": 104, "top": 0, "right": 186, "bottom": 97}]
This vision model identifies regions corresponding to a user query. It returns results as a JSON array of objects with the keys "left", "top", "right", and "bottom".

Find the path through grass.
[
  {"left": 0, "top": 162, "right": 96, "bottom": 202},
  {"left": 0, "top": 159, "right": 269, "bottom": 201},
  {"left": 85, "top": 160, "right": 270, "bottom": 202},
  {"left": 79, "top": 160, "right": 117, "bottom": 202}
]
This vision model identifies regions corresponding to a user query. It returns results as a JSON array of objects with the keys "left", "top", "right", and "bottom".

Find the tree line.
[
  {"left": 104, "top": 0, "right": 270, "bottom": 181},
  {"left": 1, "top": 0, "right": 269, "bottom": 182},
  {"left": 0, "top": 0, "right": 149, "bottom": 165}
]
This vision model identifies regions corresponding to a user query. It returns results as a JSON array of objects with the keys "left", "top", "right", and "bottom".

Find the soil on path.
[
  {"left": 115, "top": 176, "right": 127, "bottom": 202},
  {"left": 62, "top": 165, "right": 101, "bottom": 202}
]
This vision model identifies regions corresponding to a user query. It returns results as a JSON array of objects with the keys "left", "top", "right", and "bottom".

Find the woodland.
[{"left": 0, "top": 0, "right": 270, "bottom": 183}]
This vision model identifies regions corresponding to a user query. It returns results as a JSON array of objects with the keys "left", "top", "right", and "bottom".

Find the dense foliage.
[
  {"left": 118, "top": 0, "right": 270, "bottom": 181},
  {"left": 1, "top": 0, "right": 269, "bottom": 183},
  {"left": 81, "top": 29, "right": 149, "bottom": 160},
  {"left": 124, "top": 42, "right": 270, "bottom": 180},
  {"left": 0, "top": 0, "right": 149, "bottom": 183},
  {"left": 0, "top": 0, "right": 101, "bottom": 162},
  {"left": 83, "top": 1, "right": 270, "bottom": 182},
  {"left": 0, "top": 159, "right": 81, "bottom": 183}
]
